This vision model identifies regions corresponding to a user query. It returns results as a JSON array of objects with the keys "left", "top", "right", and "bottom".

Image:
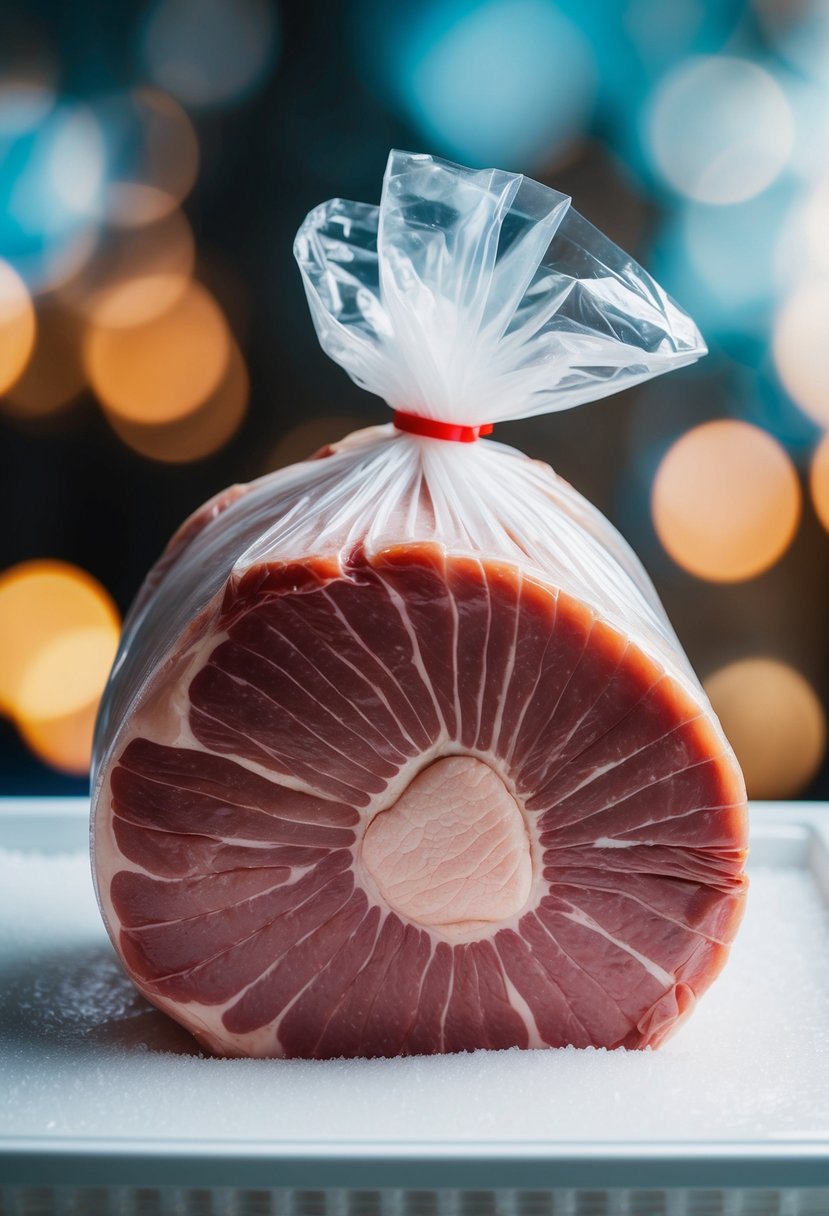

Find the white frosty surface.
[{"left": 2, "top": 841, "right": 829, "bottom": 1148}]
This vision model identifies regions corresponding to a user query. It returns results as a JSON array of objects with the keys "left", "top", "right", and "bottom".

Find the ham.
[{"left": 90, "top": 151, "right": 747, "bottom": 1059}]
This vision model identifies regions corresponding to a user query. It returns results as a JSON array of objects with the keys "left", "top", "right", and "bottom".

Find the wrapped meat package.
[{"left": 91, "top": 151, "right": 748, "bottom": 1059}]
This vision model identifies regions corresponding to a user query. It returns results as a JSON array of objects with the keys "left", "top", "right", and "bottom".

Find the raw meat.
[
  {"left": 91, "top": 150, "right": 747, "bottom": 1058},
  {"left": 91, "top": 428, "right": 747, "bottom": 1059}
]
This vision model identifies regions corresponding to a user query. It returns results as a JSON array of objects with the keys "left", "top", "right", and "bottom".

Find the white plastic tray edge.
[{"left": 2, "top": 799, "right": 829, "bottom": 1190}]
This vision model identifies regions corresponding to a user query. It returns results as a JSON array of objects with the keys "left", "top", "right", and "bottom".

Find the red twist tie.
[{"left": 393, "top": 411, "right": 493, "bottom": 443}]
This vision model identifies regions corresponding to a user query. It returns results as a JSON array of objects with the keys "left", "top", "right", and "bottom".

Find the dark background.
[{"left": 1, "top": 0, "right": 828, "bottom": 797}]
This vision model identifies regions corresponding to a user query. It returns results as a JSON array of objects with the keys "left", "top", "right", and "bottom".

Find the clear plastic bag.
[
  {"left": 91, "top": 151, "right": 747, "bottom": 1061},
  {"left": 295, "top": 148, "right": 703, "bottom": 422}
]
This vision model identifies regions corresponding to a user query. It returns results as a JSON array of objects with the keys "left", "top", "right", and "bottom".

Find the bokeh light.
[
  {"left": 0, "top": 561, "right": 120, "bottom": 778},
  {"left": 375, "top": 0, "right": 594, "bottom": 169},
  {"left": 141, "top": 0, "right": 279, "bottom": 111},
  {"left": 742, "top": 364, "right": 821, "bottom": 458},
  {"left": 65, "top": 206, "right": 195, "bottom": 326},
  {"left": 96, "top": 88, "right": 199, "bottom": 227},
  {"left": 104, "top": 336, "right": 248, "bottom": 463},
  {"left": 0, "top": 257, "right": 35, "bottom": 394},
  {"left": 622, "top": 0, "right": 736, "bottom": 74},
  {"left": 14, "top": 625, "right": 118, "bottom": 723},
  {"left": 705, "top": 658, "right": 826, "bottom": 799},
  {"left": 0, "top": 560, "right": 119, "bottom": 714},
  {"left": 1, "top": 3, "right": 829, "bottom": 796},
  {"left": 0, "top": 78, "right": 54, "bottom": 136},
  {"left": 765, "top": 0, "right": 829, "bottom": 89},
  {"left": 645, "top": 56, "right": 793, "bottom": 204},
  {"left": 88, "top": 269, "right": 192, "bottom": 330},
  {"left": 774, "top": 72, "right": 829, "bottom": 186},
  {"left": 84, "top": 278, "right": 230, "bottom": 425},
  {"left": 654, "top": 181, "right": 796, "bottom": 338},
  {"left": 775, "top": 173, "right": 829, "bottom": 286},
  {"left": 683, "top": 193, "right": 787, "bottom": 312},
  {"left": 0, "top": 95, "right": 105, "bottom": 290},
  {"left": 50, "top": 105, "right": 104, "bottom": 215},
  {"left": 1, "top": 296, "right": 84, "bottom": 420},
  {"left": 19, "top": 693, "right": 103, "bottom": 776},
  {"left": 651, "top": 420, "right": 801, "bottom": 581},
  {"left": 773, "top": 280, "right": 829, "bottom": 427},
  {"left": 17, "top": 623, "right": 120, "bottom": 775},
  {"left": 809, "top": 432, "right": 829, "bottom": 534}
]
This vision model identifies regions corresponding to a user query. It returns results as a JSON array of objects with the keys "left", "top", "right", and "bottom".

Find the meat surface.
[{"left": 91, "top": 428, "right": 748, "bottom": 1059}]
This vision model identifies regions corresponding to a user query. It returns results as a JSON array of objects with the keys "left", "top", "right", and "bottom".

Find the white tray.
[{"left": 1, "top": 799, "right": 829, "bottom": 1208}]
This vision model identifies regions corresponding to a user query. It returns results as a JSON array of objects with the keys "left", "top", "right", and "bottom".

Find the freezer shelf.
[{"left": 1, "top": 800, "right": 828, "bottom": 1209}]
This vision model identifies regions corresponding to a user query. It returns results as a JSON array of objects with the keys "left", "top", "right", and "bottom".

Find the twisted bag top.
[{"left": 294, "top": 149, "right": 705, "bottom": 431}]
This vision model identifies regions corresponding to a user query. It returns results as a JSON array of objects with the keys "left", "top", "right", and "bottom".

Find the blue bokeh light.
[
  {"left": 356, "top": 0, "right": 595, "bottom": 170},
  {"left": 0, "top": 93, "right": 104, "bottom": 289},
  {"left": 651, "top": 180, "right": 799, "bottom": 342},
  {"left": 140, "top": 0, "right": 279, "bottom": 112}
]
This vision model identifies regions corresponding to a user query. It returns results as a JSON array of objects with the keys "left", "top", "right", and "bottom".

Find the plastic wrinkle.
[{"left": 293, "top": 150, "right": 706, "bottom": 425}]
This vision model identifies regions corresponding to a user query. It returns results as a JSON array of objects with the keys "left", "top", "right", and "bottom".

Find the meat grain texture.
[{"left": 91, "top": 151, "right": 748, "bottom": 1059}]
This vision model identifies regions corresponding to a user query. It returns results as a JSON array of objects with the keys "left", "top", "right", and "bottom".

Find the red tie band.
[{"left": 393, "top": 411, "right": 494, "bottom": 443}]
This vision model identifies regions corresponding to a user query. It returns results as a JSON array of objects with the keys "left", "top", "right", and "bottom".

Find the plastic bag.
[
  {"left": 297, "top": 149, "right": 703, "bottom": 423},
  {"left": 91, "top": 151, "right": 747, "bottom": 1061}
]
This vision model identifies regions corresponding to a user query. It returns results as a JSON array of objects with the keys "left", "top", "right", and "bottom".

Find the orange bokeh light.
[
  {"left": 84, "top": 278, "right": 230, "bottom": 424},
  {"left": 0, "top": 259, "right": 36, "bottom": 395},
  {"left": 773, "top": 281, "right": 829, "bottom": 427},
  {"left": 90, "top": 271, "right": 192, "bottom": 330},
  {"left": 2, "top": 298, "right": 85, "bottom": 419},
  {"left": 105, "top": 88, "right": 199, "bottom": 228},
  {"left": 809, "top": 431, "right": 829, "bottom": 534},
  {"left": 63, "top": 206, "right": 195, "bottom": 326},
  {"left": 651, "top": 419, "right": 801, "bottom": 582},
  {"left": 20, "top": 695, "right": 102, "bottom": 777},
  {"left": 103, "top": 335, "right": 248, "bottom": 462},
  {"left": 0, "top": 561, "right": 121, "bottom": 775},
  {"left": 16, "top": 626, "right": 119, "bottom": 775},
  {"left": 705, "top": 658, "right": 826, "bottom": 799},
  {"left": 0, "top": 561, "right": 120, "bottom": 717},
  {"left": 15, "top": 626, "right": 119, "bottom": 722}
]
